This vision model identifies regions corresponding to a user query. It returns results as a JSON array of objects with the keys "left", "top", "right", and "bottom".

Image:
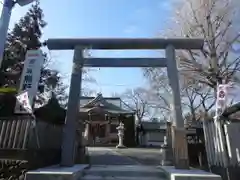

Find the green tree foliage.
[
  {"left": 1, "top": 0, "right": 45, "bottom": 87},
  {"left": 0, "top": 0, "right": 67, "bottom": 106}
]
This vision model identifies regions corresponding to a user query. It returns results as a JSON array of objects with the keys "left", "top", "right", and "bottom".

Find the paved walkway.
[
  {"left": 82, "top": 165, "right": 167, "bottom": 180},
  {"left": 113, "top": 147, "right": 162, "bottom": 165},
  {"left": 83, "top": 147, "right": 167, "bottom": 180},
  {"left": 87, "top": 147, "right": 140, "bottom": 165}
]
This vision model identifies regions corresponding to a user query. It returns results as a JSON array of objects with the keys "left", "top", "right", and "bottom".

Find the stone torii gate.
[{"left": 45, "top": 38, "right": 204, "bottom": 168}]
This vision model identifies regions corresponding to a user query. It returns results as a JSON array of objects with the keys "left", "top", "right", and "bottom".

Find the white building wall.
[{"left": 139, "top": 131, "right": 165, "bottom": 147}]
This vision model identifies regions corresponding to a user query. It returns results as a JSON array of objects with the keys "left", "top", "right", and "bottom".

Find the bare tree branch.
[{"left": 121, "top": 87, "right": 151, "bottom": 122}]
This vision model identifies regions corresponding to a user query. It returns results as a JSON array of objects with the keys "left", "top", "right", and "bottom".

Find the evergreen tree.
[
  {"left": 1, "top": 0, "right": 45, "bottom": 87},
  {"left": 38, "top": 70, "right": 68, "bottom": 107},
  {"left": 0, "top": 0, "right": 67, "bottom": 105}
]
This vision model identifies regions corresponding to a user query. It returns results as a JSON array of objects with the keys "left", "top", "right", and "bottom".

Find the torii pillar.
[{"left": 46, "top": 38, "right": 204, "bottom": 168}]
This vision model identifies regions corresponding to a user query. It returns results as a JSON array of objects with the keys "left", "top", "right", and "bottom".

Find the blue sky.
[{"left": 1, "top": 0, "right": 175, "bottom": 96}]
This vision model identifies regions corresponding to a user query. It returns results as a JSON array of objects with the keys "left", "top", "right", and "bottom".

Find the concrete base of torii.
[
  {"left": 160, "top": 166, "right": 222, "bottom": 180},
  {"left": 116, "top": 144, "right": 127, "bottom": 149}
]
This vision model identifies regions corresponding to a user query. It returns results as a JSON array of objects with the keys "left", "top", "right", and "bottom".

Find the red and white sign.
[
  {"left": 216, "top": 84, "right": 229, "bottom": 110},
  {"left": 217, "top": 84, "right": 227, "bottom": 101},
  {"left": 15, "top": 91, "right": 33, "bottom": 114}
]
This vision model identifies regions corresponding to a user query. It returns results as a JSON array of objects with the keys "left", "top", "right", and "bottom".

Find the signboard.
[
  {"left": 15, "top": 91, "right": 33, "bottom": 114},
  {"left": 14, "top": 49, "right": 44, "bottom": 113},
  {"left": 215, "top": 83, "right": 232, "bottom": 117},
  {"left": 216, "top": 84, "right": 228, "bottom": 109}
]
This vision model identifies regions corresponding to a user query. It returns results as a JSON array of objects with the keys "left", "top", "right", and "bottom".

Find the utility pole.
[
  {"left": 0, "top": 0, "right": 35, "bottom": 68},
  {"left": 0, "top": 0, "right": 15, "bottom": 68}
]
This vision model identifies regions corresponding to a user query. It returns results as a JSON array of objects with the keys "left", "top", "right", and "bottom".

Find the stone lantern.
[{"left": 116, "top": 122, "right": 126, "bottom": 148}]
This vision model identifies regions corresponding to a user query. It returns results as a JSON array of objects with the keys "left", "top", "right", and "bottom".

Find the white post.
[
  {"left": 116, "top": 122, "right": 126, "bottom": 148},
  {"left": 0, "top": 0, "right": 14, "bottom": 68}
]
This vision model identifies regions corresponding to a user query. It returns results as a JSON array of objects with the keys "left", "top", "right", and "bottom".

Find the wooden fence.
[
  {"left": 203, "top": 119, "right": 240, "bottom": 167},
  {"left": 0, "top": 115, "right": 63, "bottom": 179},
  {"left": 0, "top": 116, "right": 33, "bottom": 149},
  {"left": 0, "top": 116, "right": 63, "bottom": 150},
  {"left": 0, "top": 116, "right": 62, "bottom": 166},
  {"left": 203, "top": 119, "right": 240, "bottom": 180},
  {"left": 28, "top": 120, "right": 63, "bottom": 149}
]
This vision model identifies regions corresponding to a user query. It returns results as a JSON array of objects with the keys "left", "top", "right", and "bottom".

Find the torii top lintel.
[{"left": 46, "top": 38, "right": 204, "bottom": 50}]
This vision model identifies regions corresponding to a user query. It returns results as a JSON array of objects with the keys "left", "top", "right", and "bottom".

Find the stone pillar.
[
  {"left": 84, "top": 123, "right": 90, "bottom": 145},
  {"left": 106, "top": 123, "right": 110, "bottom": 141},
  {"left": 166, "top": 45, "right": 189, "bottom": 169},
  {"left": 160, "top": 121, "right": 173, "bottom": 166},
  {"left": 88, "top": 113, "right": 93, "bottom": 145},
  {"left": 116, "top": 122, "right": 126, "bottom": 148},
  {"left": 60, "top": 46, "right": 84, "bottom": 167}
]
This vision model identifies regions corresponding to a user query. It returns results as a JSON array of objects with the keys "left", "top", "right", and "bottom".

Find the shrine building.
[{"left": 80, "top": 93, "right": 136, "bottom": 146}]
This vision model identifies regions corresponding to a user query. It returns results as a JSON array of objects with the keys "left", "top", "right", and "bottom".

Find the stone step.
[
  {"left": 81, "top": 175, "right": 166, "bottom": 180},
  {"left": 83, "top": 165, "right": 167, "bottom": 178},
  {"left": 25, "top": 164, "right": 89, "bottom": 180}
]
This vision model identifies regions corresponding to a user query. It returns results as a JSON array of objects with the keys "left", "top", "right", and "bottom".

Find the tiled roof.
[{"left": 80, "top": 93, "right": 134, "bottom": 114}]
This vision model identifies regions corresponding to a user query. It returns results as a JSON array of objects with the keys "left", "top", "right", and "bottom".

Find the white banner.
[
  {"left": 14, "top": 49, "right": 44, "bottom": 113},
  {"left": 215, "top": 83, "right": 230, "bottom": 118},
  {"left": 216, "top": 84, "right": 228, "bottom": 109},
  {"left": 15, "top": 91, "right": 33, "bottom": 114}
]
